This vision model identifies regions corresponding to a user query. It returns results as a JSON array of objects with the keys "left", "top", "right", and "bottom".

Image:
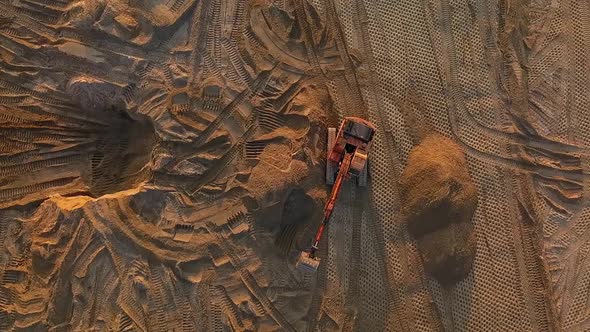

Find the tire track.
[
  {"left": 435, "top": 0, "right": 557, "bottom": 330},
  {"left": 291, "top": 2, "right": 393, "bottom": 329},
  {"left": 214, "top": 232, "right": 296, "bottom": 332},
  {"left": 0, "top": 177, "right": 76, "bottom": 203},
  {"left": 297, "top": 0, "right": 433, "bottom": 330},
  {"left": 341, "top": 0, "right": 445, "bottom": 330},
  {"left": 167, "top": 68, "right": 274, "bottom": 170},
  {"left": 187, "top": 120, "right": 258, "bottom": 195},
  {"left": 291, "top": 0, "right": 323, "bottom": 73}
]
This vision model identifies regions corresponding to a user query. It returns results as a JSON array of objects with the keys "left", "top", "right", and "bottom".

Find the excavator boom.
[
  {"left": 309, "top": 152, "right": 353, "bottom": 257},
  {"left": 296, "top": 117, "right": 376, "bottom": 273}
]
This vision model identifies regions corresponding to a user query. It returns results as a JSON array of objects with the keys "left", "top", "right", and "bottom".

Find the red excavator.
[{"left": 296, "top": 117, "right": 377, "bottom": 272}]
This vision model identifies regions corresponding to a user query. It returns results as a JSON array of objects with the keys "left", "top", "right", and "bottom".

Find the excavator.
[{"left": 296, "top": 117, "right": 377, "bottom": 272}]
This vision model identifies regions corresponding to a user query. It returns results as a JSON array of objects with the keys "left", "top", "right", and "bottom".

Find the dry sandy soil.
[{"left": 0, "top": 0, "right": 590, "bottom": 331}]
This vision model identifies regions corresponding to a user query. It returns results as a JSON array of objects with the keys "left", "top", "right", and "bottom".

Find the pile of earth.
[{"left": 399, "top": 134, "right": 478, "bottom": 286}]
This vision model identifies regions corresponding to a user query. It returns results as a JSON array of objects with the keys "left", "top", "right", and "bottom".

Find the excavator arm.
[
  {"left": 296, "top": 117, "right": 376, "bottom": 273},
  {"left": 308, "top": 151, "right": 353, "bottom": 258}
]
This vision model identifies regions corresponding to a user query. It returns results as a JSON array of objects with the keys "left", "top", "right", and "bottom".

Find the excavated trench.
[
  {"left": 0, "top": 101, "right": 158, "bottom": 209},
  {"left": 85, "top": 108, "right": 157, "bottom": 197}
]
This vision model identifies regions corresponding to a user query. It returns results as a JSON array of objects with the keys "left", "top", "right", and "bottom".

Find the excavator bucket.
[{"left": 296, "top": 251, "right": 320, "bottom": 273}]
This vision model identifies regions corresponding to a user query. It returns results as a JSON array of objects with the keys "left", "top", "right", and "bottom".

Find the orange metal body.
[
  {"left": 306, "top": 117, "right": 376, "bottom": 259},
  {"left": 309, "top": 152, "right": 353, "bottom": 257}
]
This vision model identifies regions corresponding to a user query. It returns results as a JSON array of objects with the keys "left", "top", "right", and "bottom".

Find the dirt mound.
[
  {"left": 416, "top": 222, "right": 476, "bottom": 286},
  {"left": 400, "top": 134, "right": 478, "bottom": 285}
]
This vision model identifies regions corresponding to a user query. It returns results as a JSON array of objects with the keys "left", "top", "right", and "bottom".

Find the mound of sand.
[
  {"left": 399, "top": 134, "right": 478, "bottom": 285},
  {"left": 416, "top": 222, "right": 476, "bottom": 286}
]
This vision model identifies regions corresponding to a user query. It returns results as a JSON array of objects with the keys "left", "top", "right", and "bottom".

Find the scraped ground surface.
[{"left": 0, "top": 0, "right": 588, "bottom": 331}]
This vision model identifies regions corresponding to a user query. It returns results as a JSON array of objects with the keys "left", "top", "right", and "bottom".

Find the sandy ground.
[{"left": 0, "top": 0, "right": 589, "bottom": 331}]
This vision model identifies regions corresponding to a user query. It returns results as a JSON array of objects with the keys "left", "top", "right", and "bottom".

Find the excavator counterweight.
[{"left": 296, "top": 117, "right": 376, "bottom": 273}]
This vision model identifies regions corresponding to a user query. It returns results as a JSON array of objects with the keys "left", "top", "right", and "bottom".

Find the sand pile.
[{"left": 399, "top": 134, "right": 478, "bottom": 285}]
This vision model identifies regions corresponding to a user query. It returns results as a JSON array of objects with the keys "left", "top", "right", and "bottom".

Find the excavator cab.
[
  {"left": 297, "top": 117, "right": 376, "bottom": 273},
  {"left": 327, "top": 118, "right": 376, "bottom": 186}
]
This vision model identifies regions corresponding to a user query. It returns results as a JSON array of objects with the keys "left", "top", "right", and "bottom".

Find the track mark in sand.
[
  {"left": 291, "top": 0, "right": 323, "bottom": 73},
  {"left": 166, "top": 68, "right": 275, "bottom": 172},
  {"left": 214, "top": 231, "right": 296, "bottom": 332},
  {"left": 328, "top": 0, "right": 445, "bottom": 329},
  {"left": 432, "top": 0, "right": 564, "bottom": 330},
  {"left": 212, "top": 285, "right": 246, "bottom": 330},
  {"left": 187, "top": 120, "right": 257, "bottom": 195}
]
